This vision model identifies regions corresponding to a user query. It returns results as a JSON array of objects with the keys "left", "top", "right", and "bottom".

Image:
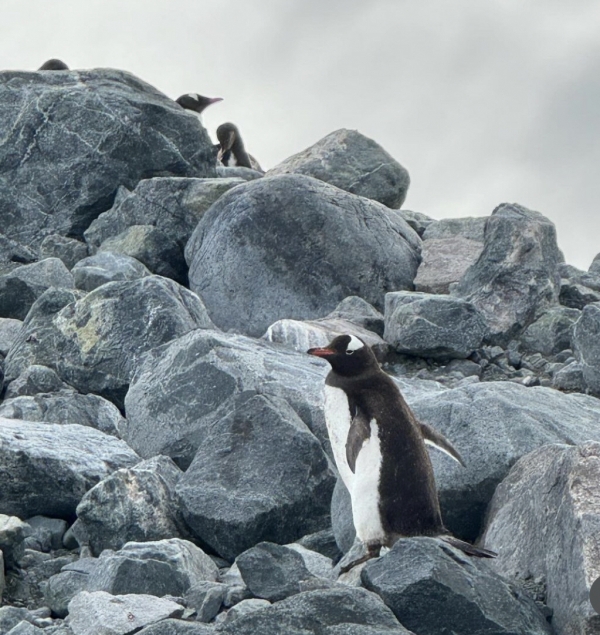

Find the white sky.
[{"left": 2, "top": 0, "right": 599, "bottom": 269}]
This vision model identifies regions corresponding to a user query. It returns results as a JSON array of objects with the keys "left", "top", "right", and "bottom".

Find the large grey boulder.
[
  {"left": 0, "top": 391, "right": 125, "bottom": 437},
  {"left": 176, "top": 393, "right": 335, "bottom": 561},
  {"left": 40, "top": 235, "right": 88, "bottom": 270},
  {"left": 86, "top": 539, "right": 218, "bottom": 597},
  {"left": 481, "top": 442, "right": 600, "bottom": 635},
  {"left": 453, "top": 203, "right": 562, "bottom": 344},
  {"left": 72, "top": 252, "right": 151, "bottom": 292},
  {"left": 67, "top": 591, "right": 184, "bottom": 635},
  {"left": 362, "top": 537, "right": 552, "bottom": 635},
  {"left": 0, "top": 68, "right": 216, "bottom": 250},
  {"left": 267, "top": 129, "right": 410, "bottom": 209},
  {"left": 75, "top": 456, "right": 184, "bottom": 555},
  {"left": 217, "top": 587, "right": 410, "bottom": 634},
  {"left": 185, "top": 174, "right": 421, "bottom": 337},
  {"left": 0, "top": 259, "right": 74, "bottom": 320},
  {"left": 0, "top": 418, "right": 139, "bottom": 519},
  {"left": 384, "top": 291, "right": 488, "bottom": 359},
  {"left": 520, "top": 306, "right": 580, "bottom": 356},
  {"left": 572, "top": 302, "right": 600, "bottom": 396},
  {"left": 123, "top": 329, "right": 329, "bottom": 464},
  {"left": 5, "top": 276, "right": 214, "bottom": 408},
  {"left": 84, "top": 177, "right": 243, "bottom": 252}
]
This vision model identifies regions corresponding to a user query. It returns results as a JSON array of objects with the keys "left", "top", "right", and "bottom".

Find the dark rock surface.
[
  {"left": 0, "top": 418, "right": 139, "bottom": 519},
  {"left": 217, "top": 587, "right": 411, "bottom": 634},
  {"left": 453, "top": 203, "right": 562, "bottom": 344},
  {"left": 176, "top": 394, "right": 335, "bottom": 561},
  {"left": 325, "top": 296, "right": 385, "bottom": 337},
  {"left": 0, "top": 259, "right": 74, "bottom": 320},
  {"left": 0, "top": 68, "right": 216, "bottom": 251},
  {"left": 39, "top": 236, "right": 88, "bottom": 270},
  {"left": 72, "top": 251, "right": 151, "bottom": 291},
  {"left": 482, "top": 442, "right": 600, "bottom": 635},
  {"left": 362, "top": 537, "right": 552, "bottom": 634},
  {"left": 123, "top": 329, "right": 329, "bottom": 463},
  {"left": 267, "top": 128, "right": 410, "bottom": 209},
  {"left": 4, "top": 365, "right": 68, "bottom": 398},
  {"left": 0, "top": 318, "right": 23, "bottom": 356},
  {"left": 75, "top": 456, "right": 184, "bottom": 555},
  {"left": 44, "top": 558, "right": 99, "bottom": 618},
  {"left": 520, "top": 306, "right": 580, "bottom": 356},
  {"left": 5, "top": 276, "right": 214, "bottom": 408},
  {"left": 572, "top": 302, "right": 600, "bottom": 396},
  {"left": 185, "top": 174, "right": 421, "bottom": 336},
  {"left": 384, "top": 291, "right": 488, "bottom": 359},
  {"left": 23, "top": 516, "right": 68, "bottom": 553}
]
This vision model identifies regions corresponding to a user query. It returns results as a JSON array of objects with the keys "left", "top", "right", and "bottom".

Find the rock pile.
[{"left": 0, "top": 65, "right": 598, "bottom": 634}]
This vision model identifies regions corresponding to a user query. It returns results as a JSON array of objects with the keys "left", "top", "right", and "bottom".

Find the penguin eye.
[{"left": 346, "top": 349, "right": 354, "bottom": 355}]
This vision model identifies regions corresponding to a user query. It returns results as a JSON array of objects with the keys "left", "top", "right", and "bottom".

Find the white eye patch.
[{"left": 346, "top": 335, "right": 365, "bottom": 352}]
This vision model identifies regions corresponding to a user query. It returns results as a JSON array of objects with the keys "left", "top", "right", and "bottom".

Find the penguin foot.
[
  {"left": 337, "top": 541, "right": 382, "bottom": 574},
  {"left": 441, "top": 535, "right": 497, "bottom": 558}
]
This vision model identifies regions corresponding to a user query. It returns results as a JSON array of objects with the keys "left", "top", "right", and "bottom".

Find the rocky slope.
[{"left": 0, "top": 65, "right": 599, "bottom": 634}]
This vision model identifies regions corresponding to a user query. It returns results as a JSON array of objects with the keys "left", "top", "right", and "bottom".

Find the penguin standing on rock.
[
  {"left": 308, "top": 334, "right": 496, "bottom": 571},
  {"left": 216, "top": 122, "right": 263, "bottom": 172}
]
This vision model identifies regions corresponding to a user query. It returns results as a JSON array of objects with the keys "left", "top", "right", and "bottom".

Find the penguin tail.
[{"left": 441, "top": 535, "right": 497, "bottom": 558}]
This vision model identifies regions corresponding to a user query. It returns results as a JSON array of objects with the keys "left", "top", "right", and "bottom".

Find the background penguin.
[
  {"left": 38, "top": 59, "right": 69, "bottom": 70},
  {"left": 216, "top": 122, "right": 263, "bottom": 172},
  {"left": 176, "top": 93, "right": 223, "bottom": 119},
  {"left": 308, "top": 334, "right": 496, "bottom": 571}
]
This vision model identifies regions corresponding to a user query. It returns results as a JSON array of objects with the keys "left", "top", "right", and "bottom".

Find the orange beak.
[{"left": 307, "top": 347, "right": 335, "bottom": 357}]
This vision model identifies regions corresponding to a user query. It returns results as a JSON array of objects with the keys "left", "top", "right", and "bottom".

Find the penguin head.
[
  {"left": 176, "top": 93, "right": 223, "bottom": 114},
  {"left": 217, "top": 122, "right": 240, "bottom": 152},
  {"left": 39, "top": 59, "right": 69, "bottom": 71},
  {"left": 307, "top": 334, "right": 377, "bottom": 376}
]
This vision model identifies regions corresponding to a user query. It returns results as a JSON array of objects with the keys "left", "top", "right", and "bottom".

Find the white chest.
[{"left": 323, "top": 385, "right": 354, "bottom": 490}]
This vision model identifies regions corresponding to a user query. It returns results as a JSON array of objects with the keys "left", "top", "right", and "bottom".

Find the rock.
[
  {"left": 218, "top": 599, "right": 271, "bottom": 624},
  {"left": 0, "top": 319, "right": 23, "bottom": 357},
  {"left": 235, "top": 543, "right": 317, "bottom": 602},
  {"left": 44, "top": 558, "right": 99, "bottom": 618},
  {"left": 5, "top": 621, "right": 44, "bottom": 634},
  {"left": 40, "top": 236, "right": 89, "bottom": 270},
  {"left": 422, "top": 216, "right": 487, "bottom": 242},
  {"left": 552, "top": 361, "right": 586, "bottom": 392},
  {"left": 481, "top": 442, "right": 600, "bottom": 635},
  {"left": 331, "top": 479, "right": 356, "bottom": 555},
  {"left": 67, "top": 591, "right": 184, "bottom": 635},
  {"left": 453, "top": 203, "right": 562, "bottom": 344},
  {"left": 0, "top": 259, "right": 74, "bottom": 320},
  {"left": 325, "top": 296, "right": 385, "bottom": 337},
  {"left": 176, "top": 394, "right": 335, "bottom": 561},
  {"left": 414, "top": 236, "right": 484, "bottom": 294},
  {"left": 0, "top": 391, "right": 125, "bottom": 437},
  {"left": 75, "top": 457, "right": 184, "bottom": 555},
  {"left": 263, "top": 317, "right": 388, "bottom": 358},
  {"left": 123, "top": 329, "right": 329, "bottom": 464},
  {"left": 410, "top": 381, "right": 600, "bottom": 540},
  {"left": 5, "top": 276, "right": 214, "bottom": 409},
  {"left": 398, "top": 210, "right": 435, "bottom": 237},
  {"left": 285, "top": 544, "right": 333, "bottom": 580},
  {"left": 4, "top": 365, "right": 68, "bottom": 399},
  {"left": 0, "top": 608, "right": 37, "bottom": 633},
  {"left": 183, "top": 581, "right": 227, "bottom": 622},
  {"left": 589, "top": 252, "right": 600, "bottom": 276},
  {"left": 0, "top": 418, "right": 139, "bottom": 519},
  {"left": 84, "top": 177, "right": 242, "bottom": 254},
  {"left": 296, "top": 529, "right": 341, "bottom": 562},
  {"left": 216, "top": 166, "right": 263, "bottom": 181},
  {"left": 0, "top": 515, "right": 28, "bottom": 569},
  {"left": 185, "top": 174, "right": 421, "bottom": 337},
  {"left": 267, "top": 129, "right": 410, "bottom": 208},
  {"left": 72, "top": 252, "right": 151, "bottom": 292},
  {"left": 136, "top": 619, "right": 214, "bottom": 634},
  {"left": 86, "top": 539, "right": 217, "bottom": 597},
  {"left": 216, "top": 587, "right": 410, "bottom": 634},
  {"left": 23, "top": 516, "right": 67, "bottom": 552},
  {"left": 519, "top": 306, "right": 580, "bottom": 355},
  {"left": 559, "top": 279, "right": 600, "bottom": 309},
  {"left": 383, "top": 291, "right": 488, "bottom": 359},
  {"left": 0, "top": 235, "right": 37, "bottom": 267},
  {"left": 361, "top": 537, "right": 552, "bottom": 635},
  {"left": 572, "top": 303, "right": 600, "bottom": 396},
  {"left": 0, "top": 68, "right": 216, "bottom": 251},
  {"left": 98, "top": 226, "right": 187, "bottom": 285},
  {"left": 0, "top": 550, "right": 4, "bottom": 599}
]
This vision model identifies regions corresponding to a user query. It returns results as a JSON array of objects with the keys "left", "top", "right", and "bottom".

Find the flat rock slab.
[
  {"left": 185, "top": 173, "right": 420, "bottom": 337},
  {"left": 0, "top": 68, "right": 216, "bottom": 250},
  {"left": 482, "top": 442, "right": 600, "bottom": 635},
  {"left": 67, "top": 591, "right": 184, "bottom": 635},
  {"left": 267, "top": 128, "right": 410, "bottom": 209},
  {"left": 362, "top": 537, "right": 552, "bottom": 635},
  {"left": 123, "top": 329, "right": 330, "bottom": 465},
  {"left": 0, "top": 418, "right": 139, "bottom": 518},
  {"left": 217, "top": 587, "right": 410, "bottom": 634}
]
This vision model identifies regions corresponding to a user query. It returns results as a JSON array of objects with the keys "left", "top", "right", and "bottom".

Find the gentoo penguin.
[
  {"left": 176, "top": 93, "right": 223, "bottom": 116},
  {"left": 39, "top": 59, "right": 69, "bottom": 71},
  {"left": 216, "top": 122, "right": 263, "bottom": 172},
  {"left": 308, "top": 334, "right": 496, "bottom": 570}
]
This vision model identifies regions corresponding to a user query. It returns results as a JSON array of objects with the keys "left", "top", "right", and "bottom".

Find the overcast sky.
[{"left": 2, "top": 1, "right": 599, "bottom": 269}]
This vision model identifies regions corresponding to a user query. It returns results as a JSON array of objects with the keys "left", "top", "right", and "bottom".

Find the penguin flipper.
[
  {"left": 441, "top": 535, "right": 497, "bottom": 558},
  {"left": 346, "top": 405, "right": 371, "bottom": 473},
  {"left": 419, "top": 421, "right": 466, "bottom": 467}
]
